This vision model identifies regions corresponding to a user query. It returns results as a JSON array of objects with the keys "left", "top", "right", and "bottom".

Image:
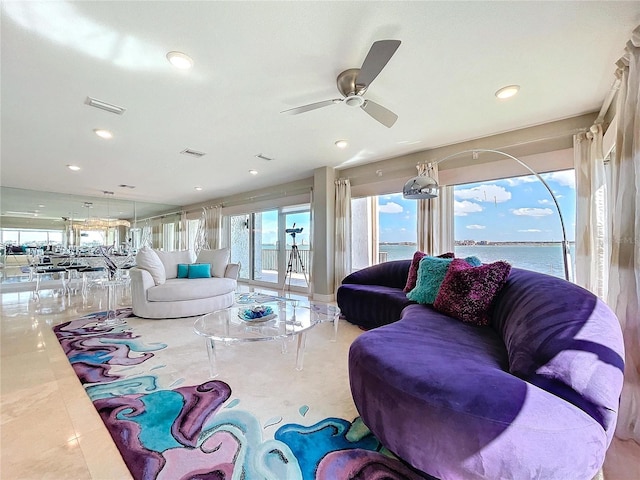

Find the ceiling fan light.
[
  {"left": 495, "top": 85, "right": 520, "bottom": 99},
  {"left": 402, "top": 175, "right": 439, "bottom": 199},
  {"left": 344, "top": 95, "right": 364, "bottom": 107}
]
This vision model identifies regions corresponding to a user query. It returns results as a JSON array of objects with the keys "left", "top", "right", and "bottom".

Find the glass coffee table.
[{"left": 194, "top": 301, "right": 326, "bottom": 378}]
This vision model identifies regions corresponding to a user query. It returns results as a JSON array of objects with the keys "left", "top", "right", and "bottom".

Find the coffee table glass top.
[{"left": 194, "top": 302, "right": 318, "bottom": 343}]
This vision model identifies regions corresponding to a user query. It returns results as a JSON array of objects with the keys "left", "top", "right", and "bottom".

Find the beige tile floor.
[
  {"left": 1, "top": 289, "right": 132, "bottom": 479},
  {"left": 1, "top": 283, "right": 639, "bottom": 479}
]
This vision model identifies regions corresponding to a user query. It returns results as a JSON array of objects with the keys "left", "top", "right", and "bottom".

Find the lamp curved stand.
[{"left": 409, "top": 149, "right": 572, "bottom": 281}]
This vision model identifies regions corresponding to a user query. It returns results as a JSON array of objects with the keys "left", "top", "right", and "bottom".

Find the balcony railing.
[{"left": 258, "top": 248, "right": 311, "bottom": 271}]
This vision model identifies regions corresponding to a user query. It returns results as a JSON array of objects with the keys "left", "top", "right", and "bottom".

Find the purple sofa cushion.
[
  {"left": 490, "top": 268, "right": 624, "bottom": 438},
  {"left": 406, "top": 255, "right": 481, "bottom": 305},
  {"left": 349, "top": 304, "right": 609, "bottom": 479},
  {"left": 336, "top": 283, "right": 415, "bottom": 330},
  {"left": 403, "top": 251, "right": 454, "bottom": 293},
  {"left": 434, "top": 259, "right": 511, "bottom": 326}
]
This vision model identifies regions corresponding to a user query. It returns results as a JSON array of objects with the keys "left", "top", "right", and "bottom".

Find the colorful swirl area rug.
[{"left": 53, "top": 308, "right": 433, "bottom": 480}]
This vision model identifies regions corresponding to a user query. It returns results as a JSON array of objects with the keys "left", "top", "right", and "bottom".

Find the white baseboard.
[{"left": 311, "top": 292, "right": 335, "bottom": 303}]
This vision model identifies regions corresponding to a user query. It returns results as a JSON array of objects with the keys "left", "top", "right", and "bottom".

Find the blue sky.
[
  {"left": 258, "top": 210, "right": 311, "bottom": 246},
  {"left": 379, "top": 169, "right": 576, "bottom": 243}
]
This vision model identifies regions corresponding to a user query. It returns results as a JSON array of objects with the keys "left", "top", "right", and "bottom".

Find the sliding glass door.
[
  {"left": 229, "top": 206, "right": 310, "bottom": 291},
  {"left": 283, "top": 209, "right": 311, "bottom": 289},
  {"left": 230, "top": 215, "right": 250, "bottom": 280},
  {"left": 252, "top": 210, "right": 279, "bottom": 285}
]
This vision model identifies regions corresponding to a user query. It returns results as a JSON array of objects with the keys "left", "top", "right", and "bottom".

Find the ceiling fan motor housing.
[{"left": 337, "top": 68, "right": 368, "bottom": 97}]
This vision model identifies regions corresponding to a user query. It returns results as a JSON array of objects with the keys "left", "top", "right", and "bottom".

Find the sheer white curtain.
[
  {"left": 205, "top": 205, "right": 223, "bottom": 250},
  {"left": 417, "top": 163, "right": 454, "bottom": 255},
  {"left": 334, "top": 178, "right": 351, "bottom": 291},
  {"left": 194, "top": 208, "right": 209, "bottom": 255},
  {"left": 179, "top": 211, "right": 188, "bottom": 251},
  {"left": 369, "top": 196, "right": 379, "bottom": 264},
  {"left": 141, "top": 221, "right": 152, "bottom": 248},
  {"left": 573, "top": 125, "right": 608, "bottom": 299},
  {"left": 609, "top": 26, "right": 640, "bottom": 443}
]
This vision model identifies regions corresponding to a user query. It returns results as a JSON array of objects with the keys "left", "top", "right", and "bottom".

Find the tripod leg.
[
  {"left": 282, "top": 248, "right": 296, "bottom": 295},
  {"left": 293, "top": 246, "right": 309, "bottom": 288}
]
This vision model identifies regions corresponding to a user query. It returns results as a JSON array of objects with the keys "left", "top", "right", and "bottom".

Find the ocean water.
[{"left": 380, "top": 244, "right": 575, "bottom": 279}]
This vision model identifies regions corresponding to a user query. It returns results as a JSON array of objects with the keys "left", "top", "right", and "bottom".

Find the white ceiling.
[{"left": 1, "top": 1, "right": 638, "bottom": 221}]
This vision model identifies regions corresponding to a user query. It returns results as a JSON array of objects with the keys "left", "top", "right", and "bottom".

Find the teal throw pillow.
[
  {"left": 188, "top": 263, "right": 211, "bottom": 279},
  {"left": 177, "top": 263, "right": 189, "bottom": 278},
  {"left": 406, "top": 255, "right": 481, "bottom": 305}
]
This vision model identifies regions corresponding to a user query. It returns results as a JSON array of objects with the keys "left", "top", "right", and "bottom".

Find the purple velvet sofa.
[
  {"left": 341, "top": 260, "right": 625, "bottom": 480},
  {"left": 337, "top": 260, "right": 416, "bottom": 330}
]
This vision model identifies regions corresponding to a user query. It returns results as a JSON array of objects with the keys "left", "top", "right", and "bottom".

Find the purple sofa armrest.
[
  {"left": 491, "top": 268, "right": 625, "bottom": 442},
  {"left": 341, "top": 260, "right": 411, "bottom": 289}
]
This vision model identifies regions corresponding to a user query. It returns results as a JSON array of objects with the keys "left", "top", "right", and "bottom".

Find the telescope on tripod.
[{"left": 282, "top": 223, "right": 309, "bottom": 293}]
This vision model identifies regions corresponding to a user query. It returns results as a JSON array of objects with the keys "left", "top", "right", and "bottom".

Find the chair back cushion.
[
  {"left": 135, "top": 247, "right": 166, "bottom": 285},
  {"left": 155, "top": 249, "right": 193, "bottom": 279},
  {"left": 196, "top": 248, "right": 230, "bottom": 278}
]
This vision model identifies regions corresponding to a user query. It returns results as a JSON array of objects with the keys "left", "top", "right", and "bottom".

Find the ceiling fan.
[{"left": 282, "top": 40, "right": 401, "bottom": 128}]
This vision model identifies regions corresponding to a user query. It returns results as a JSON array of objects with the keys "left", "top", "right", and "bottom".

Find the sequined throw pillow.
[{"left": 433, "top": 259, "right": 512, "bottom": 326}]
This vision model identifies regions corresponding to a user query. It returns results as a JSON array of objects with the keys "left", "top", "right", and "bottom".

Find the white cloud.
[
  {"left": 538, "top": 199, "right": 551, "bottom": 205},
  {"left": 454, "top": 200, "right": 483, "bottom": 216},
  {"left": 503, "top": 175, "right": 537, "bottom": 186},
  {"left": 518, "top": 229, "right": 542, "bottom": 232},
  {"left": 455, "top": 184, "right": 511, "bottom": 203},
  {"left": 542, "top": 170, "right": 575, "bottom": 188},
  {"left": 511, "top": 207, "right": 553, "bottom": 217},
  {"left": 467, "top": 224, "right": 486, "bottom": 230},
  {"left": 379, "top": 202, "right": 403, "bottom": 214}
]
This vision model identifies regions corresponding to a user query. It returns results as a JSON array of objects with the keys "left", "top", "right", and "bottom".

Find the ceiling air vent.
[
  {"left": 180, "top": 148, "right": 206, "bottom": 158},
  {"left": 255, "top": 153, "right": 274, "bottom": 161},
  {"left": 85, "top": 96, "right": 126, "bottom": 115}
]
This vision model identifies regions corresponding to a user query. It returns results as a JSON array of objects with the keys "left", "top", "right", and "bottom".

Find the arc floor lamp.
[{"left": 403, "top": 149, "right": 572, "bottom": 281}]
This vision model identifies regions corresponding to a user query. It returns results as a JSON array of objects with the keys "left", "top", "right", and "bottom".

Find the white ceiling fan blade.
[
  {"left": 361, "top": 100, "right": 398, "bottom": 128},
  {"left": 356, "top": 40, "right": 401, "bottom": 88},
  {"left": 281, "top": 99, "right": 341, "bottom": 115}
]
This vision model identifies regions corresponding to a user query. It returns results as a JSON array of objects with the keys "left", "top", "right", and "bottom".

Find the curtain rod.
[{"left": 595, "top": 75, "right": 622, "bottom": 124}]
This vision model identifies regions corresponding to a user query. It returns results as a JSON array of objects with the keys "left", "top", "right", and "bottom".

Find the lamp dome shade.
[{"left": 403, "top": 175, "right": 439, "bottom": 199}]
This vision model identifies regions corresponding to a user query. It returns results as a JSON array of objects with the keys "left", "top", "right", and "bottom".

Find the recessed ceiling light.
[
  {"left": 249, "top": 169, "right": 258, "bottom": 175},
  {"left": 37, "top": 204, "right": 45, "bottom": 208},
  {"left": 194, "top": 186, "right": 203, "bottom": 191},
  {"left": 166, "top": 51, "right": 194, "bottom": 69},
  {"left": 335, "top": 140, "right": 348, "bottom": 149},
  {"left": 495, "top": 85, "right": 520, "bottom": 99},
  {"left": 67, "top": 164, "right": 81, "bottom": 171},
  {"left": 94, "top": 128, "right": 113, "bottom": 139}
]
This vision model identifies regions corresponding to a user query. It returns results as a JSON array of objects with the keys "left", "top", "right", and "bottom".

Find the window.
[
  {"left": 453, "top": 169, "right": 576, "bottom": 278},
  {"left": 1, "top": 228, "right": 63, "bottom": 247},
  {"left": 351, "top": 193, "right": 417, "bottom": 270}
]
